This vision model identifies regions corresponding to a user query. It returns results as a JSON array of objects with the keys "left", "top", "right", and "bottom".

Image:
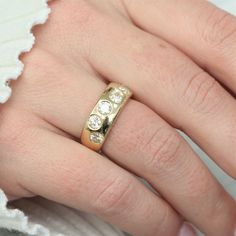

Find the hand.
[{"left": 1, "top": 0, "right": 236, "bottom": 235}]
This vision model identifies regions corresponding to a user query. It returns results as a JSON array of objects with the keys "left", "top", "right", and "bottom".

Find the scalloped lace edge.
[{"left": 0, "top": 0, "right": 51, "bottom": 103}]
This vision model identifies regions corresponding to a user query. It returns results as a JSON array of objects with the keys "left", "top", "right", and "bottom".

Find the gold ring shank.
[{"left": 81, "top": 83, "right": 132, "bottom": 152}]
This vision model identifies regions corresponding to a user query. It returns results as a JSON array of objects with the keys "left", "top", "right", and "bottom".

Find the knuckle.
[
  {"left": 130, "top": 37, "right": 169, "bottom": 76},
  {"left": 200, "top": 8, "right": 236, "bottom": 47},
  {"left": 92, "top": 176, "right": 133, "bottom": 216},
  {"left": 142, "top": 127, "right": 182, "bottom": 173},
  {"left": 182, "top": 71, "right": 222, "bottom": 115}
]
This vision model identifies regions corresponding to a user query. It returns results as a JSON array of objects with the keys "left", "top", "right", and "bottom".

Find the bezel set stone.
[
  {"left": 90, "top": 132, "right": 104, "bottom": 144},
  {"left": 118, "top": 86, "right": 129, "bottom": 95},
  {"left": 88, "top": 114, "right": 102, "bottom": 131},
  {"left": 88, "top": 86, "right": 130, "bottom": 144},
  {"left": 109, "top": 88, "right": 124, "bottom": 104},
  {"left": 97, "top": 100, "right": 113, "bottom": 115}
]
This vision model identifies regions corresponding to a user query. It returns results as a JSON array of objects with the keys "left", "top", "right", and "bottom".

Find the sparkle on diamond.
[
  {"left": 90, "top": 132, "right": 104, "bottom": 144},
  {"left": 98, "top": 100, "right": 112, "bottom": 115},
  {"left": 119, "top": 86, "right": 129, "bottom": 95},
  {"left": 88, "top": 114, "right": 102, "bottom": 131},
  {"left": 109, "top": 89, "right": 124, "bottom": 104}
]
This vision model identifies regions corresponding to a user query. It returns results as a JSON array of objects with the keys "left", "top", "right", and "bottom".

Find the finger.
[
  {"left": 80, "top": 14, "right": 236, "bottom": 178},
  {"left": 20, "top": 51, "right": 236, "bottom": 235},
  {"left": 103, "top": 100, "right": 236, "bottom": 236},
  {"left": 8, "top": 128, "right": 182, "bottom": 236},
  {"left": 121, "top": 0, "right": 236, "bottom": 93}
]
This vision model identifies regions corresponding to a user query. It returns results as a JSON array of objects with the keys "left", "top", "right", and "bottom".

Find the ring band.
[{"left": 81, "top": 83, "right": 132, "bottom": 152}]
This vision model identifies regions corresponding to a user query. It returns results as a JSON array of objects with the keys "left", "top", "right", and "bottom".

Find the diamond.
[
  {"left": 119, "top": 86, "right": 129, "bottom": 95},
  {"left": 90, "top": 132, "right": 104, "bottom": 144},
  {"left": 109, "top": 89, "right": 124, "bottom": 104},
  {"left": 98, "top": 100, "right": 112, "bottom": 115},
  {"left": 88, "top": 114, "right": 102, "bottom": 130}
]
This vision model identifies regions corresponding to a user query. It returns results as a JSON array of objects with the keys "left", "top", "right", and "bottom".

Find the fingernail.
[{"left": 179, "top": 223, "right": 196, "bottom": 236}]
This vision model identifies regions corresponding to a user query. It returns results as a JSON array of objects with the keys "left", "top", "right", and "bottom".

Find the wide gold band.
[{"left": 81, "top": 83, "right": 132, "bottom": 152}]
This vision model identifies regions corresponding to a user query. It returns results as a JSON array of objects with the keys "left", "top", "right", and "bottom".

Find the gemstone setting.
[
  {"left": 90, "top": 132, "right": 104, "bottom": 144},
  {"left": 119, "top": 86, "right": 129, "bottom": 95},
  {"left": 98, "top": 100, "right": 112, "bottom": 115},
  {"left": 88, "top": 114, "right": 102, "bottom": 131},
  {"left": 109, "top": 89, "right": 124, "bottom": 104}
]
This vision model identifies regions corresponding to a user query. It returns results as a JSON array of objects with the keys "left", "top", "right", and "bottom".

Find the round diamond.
[
  {"left": 88, "top": 114, "right": 102, "bottom": 130},
  {"left": 90, "top": 132, "right": 104, "bottom": 144},
  {"left": 98, "top": 100, "right": 112, "bottom": 115},
  {"left": 109, "top": 89, "right": 124, "bottom": 104},
  {"left": 119, "top": 86, "right": 129, "bottom": 95}
]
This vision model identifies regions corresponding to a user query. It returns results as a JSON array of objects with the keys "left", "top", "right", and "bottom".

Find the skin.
[{"left": 1, "top": 0, "right": 236, "bottom": 235}]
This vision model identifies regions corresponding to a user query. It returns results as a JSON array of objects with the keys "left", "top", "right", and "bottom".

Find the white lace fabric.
[
  {"left": 0, "top": 0, "right": 235, "bottom": 236},
  {"left": 0, "top": 0, "right": 51, "bottom": 103}
]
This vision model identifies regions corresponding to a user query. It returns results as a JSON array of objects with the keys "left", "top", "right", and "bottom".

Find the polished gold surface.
[{"left": 81, "top": 83, "right": 132, "bottom": 152}]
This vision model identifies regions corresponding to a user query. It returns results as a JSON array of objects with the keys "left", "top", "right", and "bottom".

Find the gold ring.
[{"left": 81, "top": 82, "right": 132, "bottom": 152}]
